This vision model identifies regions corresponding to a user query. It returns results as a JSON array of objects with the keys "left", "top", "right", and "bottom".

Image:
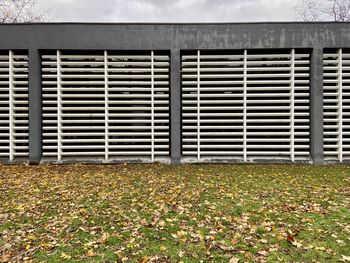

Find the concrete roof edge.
[{"left": 0, "top": 21, "right": 350, "bottom": 26}]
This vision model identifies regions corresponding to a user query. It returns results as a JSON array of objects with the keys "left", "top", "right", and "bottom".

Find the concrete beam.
[{"left": 0, "top": 23, "right": 350, "bottom": 51}]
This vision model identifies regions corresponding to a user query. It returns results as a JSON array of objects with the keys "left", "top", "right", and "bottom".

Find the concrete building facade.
[{"left": 0, "top": 23, "right": 349, "bottom": 164}]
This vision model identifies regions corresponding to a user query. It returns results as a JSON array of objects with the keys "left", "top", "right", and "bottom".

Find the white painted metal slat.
[
  {"left": 323, "top": 49, "right": 350, "bottom": 162},
  {"left": 181, "top": 49, "right": 311, "bottom": 163},
  {"left": 243, "top": 50, "right": 248, "bottom": 162},
  {"left": 0, "top": 51, "right": 29, "bottom": 162},
  {"left": 104, "top": 50, "right": 109, "bottom": 161},
  {"left": 42, "top": 51, "right": 170, "bottom": 163},
  {"left": 182, "top": 50, "right": 245, "bottom": 162}
]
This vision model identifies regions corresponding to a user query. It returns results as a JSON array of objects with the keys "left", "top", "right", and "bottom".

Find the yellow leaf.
[
  {"left": 160, "top": 245, "right": 167, "bottom": 251},
  {"left": 140, "top": 256, "right": 150, "bottom": 263},
  {"left": 60, "top": 252, "right": 72, "bottom": 260},
  {"left": 277, "top": 234, "right": 284, "bottom": 240}
]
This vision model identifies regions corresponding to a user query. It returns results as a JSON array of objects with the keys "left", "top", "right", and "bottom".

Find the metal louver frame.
[
  {"left": 42, "top": 50, "right": 170, "bottom": 163},
  {"left": 181, "top": 49, "right": 311, "bottom": 163},
  {"left": 0, "top": 51, "right": 29, "bottom": 162},
  {"left": 323, "top": 49, "right": 350, "bottom": 162}
]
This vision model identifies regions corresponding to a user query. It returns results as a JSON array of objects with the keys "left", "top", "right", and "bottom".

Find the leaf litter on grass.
[{"left": 0, "top": 164, "right": 349, "bottom": 262}]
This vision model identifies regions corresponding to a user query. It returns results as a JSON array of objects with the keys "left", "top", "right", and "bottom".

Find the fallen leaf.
[
  {"left": 260, "top": 239, "right": 268, "bottom": 244},
  {"left": 0, "top": 213, "right": 9, "bottom": 219},
  {"left": 341, "top": 255, "right": 350, "bottom": 262},
  {"left": 86, "top": 249, "right": 96, "bottom": 257},
  {"left": 336, "top": 239, "right": 345, "bottom": 245},
  {"left": 178, "top": 250, "right": 185, "bottom": 258},
  {"left": 277, "top": 234, "right": 284, "bottom": 240},
  {"left": 258, "top": 250, "right": 268, "bottom": 256},
  {"left": 230, "top": 256, "right": 240, "bottom": 263},
  {"left": 1, "top": 254, "right": 11, "bottom": 262},
  {"left": 231, "top": 238, "right": 239, "bottom": 245},
  {"left": 99, "top": 232, "right": 109, "bottom": 244},
  {"left": 139, "top": 256, "right": 150, "bottom": 263},
  {"left": 218, "top": 245, "right": 236, "bottom": 252},
  {"left": 286, "top": 234, "right": 295, "bottom": 243},
  {"left": 60, "top": 252, "right": 72, "bottom": 260}
]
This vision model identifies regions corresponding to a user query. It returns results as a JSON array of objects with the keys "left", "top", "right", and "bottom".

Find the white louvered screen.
[
  {"left": 323, "top": 49, "right": 350, "bottom": 162},
  {"left": 42, "top": 50, "right": 170, "bottom": 163},
  {"left": 182, "top": 49, "right": 310, "bottom": 163},
  {"left": 0, "top": 51, "right": 29, "bottom": 163}
]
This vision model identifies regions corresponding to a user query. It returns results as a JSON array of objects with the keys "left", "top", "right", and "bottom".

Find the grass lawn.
[{"left": 0, "top": 164, "right": 349, "bottom": 262}]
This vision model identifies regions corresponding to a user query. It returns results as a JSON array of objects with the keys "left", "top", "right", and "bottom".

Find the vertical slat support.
[
  {"left": 151, "top": 51, "right": 155, "bottom": 162},
  {"left": 170, "top": 49, "right": 181, "bottom": 164},
  {"left": 197, "top": 50, "right": 201, "bottom": 162},
  {"left": 243, "top": 50, "right": 248, "bottom": 162},
  {"left": 57, "top": 50, "right": 62, "bottom": 162},
  {"left": 104, "top": 50, "right": 109, "bottom": 162},
  {"left": 310, "top": 48, "right": 324, "bottom": 165},
  {"left": 28, "top": 49, "right": 42, "bottom": 164},
  {"left": 291, "top": 49, "right": 295, "bottom": 162},
  {"left": 337, "top": 49, "right": 343, "bottom": 162},
  {"left": 9, "top": 51, "right": 14, "bottom": 162}
]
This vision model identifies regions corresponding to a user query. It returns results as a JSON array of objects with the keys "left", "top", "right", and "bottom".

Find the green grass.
[{"left": 0, "top": 164, "right": 349, "bottom": 262}]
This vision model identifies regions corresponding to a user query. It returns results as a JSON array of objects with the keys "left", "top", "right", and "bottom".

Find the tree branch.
[{"left": 0, "top": 0, "right": 47, "bottom": 23}]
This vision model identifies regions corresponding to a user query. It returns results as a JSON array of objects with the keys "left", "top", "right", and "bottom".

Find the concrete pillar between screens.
[
  {"left": 28, "top": 49, "right": 42, "bottom": 164},
  {"left": 310, "top": 48, "right": 324, "bottom": 165},
  {"left": 170, "top": 49, "right": 181, "bottom": 164}
]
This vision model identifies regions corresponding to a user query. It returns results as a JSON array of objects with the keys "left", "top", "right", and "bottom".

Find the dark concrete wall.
[
  {"left": 1, "top": 22, "right": 349, "bottom": 164},
  {"left": 0, "top": 23, "right": 350, "bottom": 50}
]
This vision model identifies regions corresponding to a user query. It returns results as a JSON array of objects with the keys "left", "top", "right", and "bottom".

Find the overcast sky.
[{"left": 36, "top": 0, "right": 304, "bottom": 22}]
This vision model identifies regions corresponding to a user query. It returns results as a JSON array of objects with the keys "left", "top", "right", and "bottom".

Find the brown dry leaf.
[
  {"left": 86, "top": 249, "right": 96, "bottom": 257},
  {"left": 99, "top": 232, "right": 109, "bottom": 244},
  {"left": 258, "top": 250, "right": 268, "bottom": 256},
  {"left": 231, "top": 238, "right": 239, "bottom": 245},
  {"left": 1, "top": 253, "right": 11, "bottom": 262},
  {"left": 0, "top": 213, "right": 9, "bottom": 220},
  {"left": 218, "top": 245, "right": 236, "bottom": 252},
  {"left": 139, "top": 256, "right": 150, "bottom": 263},
  {"left": 260, "top": 239, "right": 268, "bottom": 244}
]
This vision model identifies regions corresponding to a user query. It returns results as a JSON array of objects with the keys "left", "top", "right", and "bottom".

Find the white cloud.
[{"left": 36, "top": 0, "right": 303, "bottom": 22}]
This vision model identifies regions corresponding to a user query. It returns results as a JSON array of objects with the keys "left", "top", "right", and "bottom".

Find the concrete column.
[
  {"left": 310, "top": 48, "right": 324, "bottom": 165},
  {"left": 170, "top": 49, "right": 181, "bottom": 164},
  {"left": 28, "top": 49, "right": 42, "bottom": 164}
]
